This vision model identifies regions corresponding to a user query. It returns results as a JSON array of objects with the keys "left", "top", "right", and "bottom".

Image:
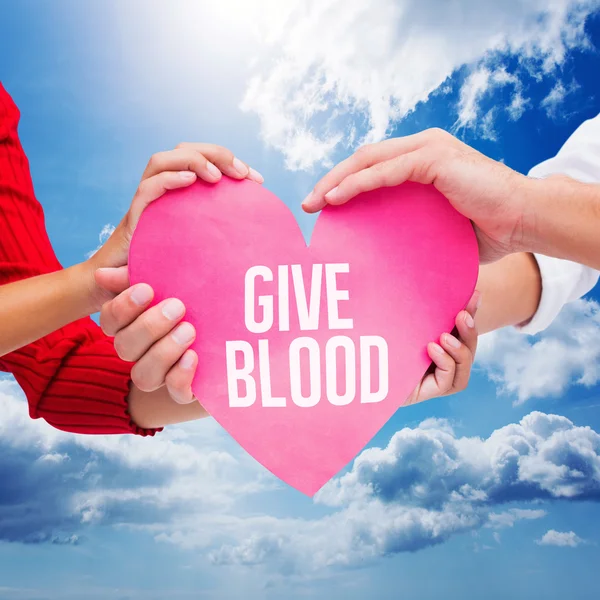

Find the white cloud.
[
  {"left": 536, "top": 529, "right": 585, "bottom": 547},
  {"left": 240, "top": 0, "right": 599, "bottom": 169},
  {"left": 454, "top": 65, "right": 528, "bottom": 135},
  {"left": 541, "top": 79, "right": 581, "bottom": 117},
  {"left": 455, "top": 67, "right": 494, "bottom": 131},
  {"left": 0, "top": 378, "right": 271, "bottom": 543},
  {"left": 542, "top": 82, "right": 567, "bottom": 116},
  {"left": 477, "top": 299, "right": 600, "bottom": 404},
  {"left": 480, "top": 109, "right": 498, "bottom": 141},
  {"left": 3, "top": 373, "right": 600, "bottom": 573},
  {"left": 205, "top": 410, "right": 600, "bottom": 574},
  {"left": 507, "top": 91, "right": 531, "bottom": 120},
  {"left": 487, "top": 508, "right": 547, "bottom": 529},
  {"left": 86, "top": 224, "right": 116, "bottom": 258}
]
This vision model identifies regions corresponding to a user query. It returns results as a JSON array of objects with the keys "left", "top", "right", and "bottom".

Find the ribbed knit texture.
[{"left": 0, "top": 82, "right": 160, "bottom": 436}]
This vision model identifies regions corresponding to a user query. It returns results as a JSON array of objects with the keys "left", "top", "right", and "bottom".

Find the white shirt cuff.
[{"left": 518, "top": 254, "right": 599, "bottom": 335}]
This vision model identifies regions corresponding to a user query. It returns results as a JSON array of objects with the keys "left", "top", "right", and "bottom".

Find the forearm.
[
  {"left": 475, "top": 252, "right": 542, "bottom": 334},
  {"left": 127, "top": 385, "right": 208, "bottom": 429},
  {"left": 522, "top": 176, "right": 600, "bottom": 270},
  {"left": 0, "top": 261, "right": 99, "bottom": 357},
  {"left": 0, "top": 255, "right": 206, "bottom": 430}
]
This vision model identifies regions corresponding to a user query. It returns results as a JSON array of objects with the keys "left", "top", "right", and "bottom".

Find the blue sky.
[{"left": 1, "top": 1, "right": 600, "bottom": 599}]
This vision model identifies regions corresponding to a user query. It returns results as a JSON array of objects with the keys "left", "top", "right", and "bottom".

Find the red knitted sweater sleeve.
[{"left": 0, "top": 82, "right": 160, "bottom": 436}]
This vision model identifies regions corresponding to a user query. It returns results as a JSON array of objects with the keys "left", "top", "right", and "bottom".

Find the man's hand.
[{"left": 302, "top": 128, "right": 535, "bottom": 263}]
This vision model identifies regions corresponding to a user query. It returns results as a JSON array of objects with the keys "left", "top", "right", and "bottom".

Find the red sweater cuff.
[{"left": 0, "top": 320, "right": 162, "bottom": 437}]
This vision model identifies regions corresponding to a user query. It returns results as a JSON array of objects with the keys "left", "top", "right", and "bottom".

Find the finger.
[
  {"left": 143, "top": 146, "right": 258, "bottom": 184},
  {"left": 131, "top": 322, "right": 196, "bottom": 392},
  {"left": 111, "top": 298, "right": 186, "bottom": 362},
  {"left": 320, "top": 147, "right": 437, "bottom": 209},
  {"left": 439, "top": 331, "right": 474, "bottom": 396},
  {"left": 100, "top": 283, "right": 155, "bottom": 337},
  {"left": 127, "top": 170, "right": 197, "bottom": 230},
  {"left": 177, "top": 143, "right": 264, "bottom": 182},
  {"left": 465, "top": 290, "right": 482, "bottom": 317},
  {"left": 142, "top": 148, "right": 223, "bottom": 183},
  {"left": 302, "top": 129, "right": 449, "bottom": 213},
  {"left": 410, "top": 342, "right": 456, "bottom": 404},
  {"left": 165, "top": 349, "right": 198, "bottom": 404},
  {"left": 454, "top": 309, "right": 478, "bottom": 357},
  {"left": 95, "top": 266, "right": 130, "bottom": 295}
]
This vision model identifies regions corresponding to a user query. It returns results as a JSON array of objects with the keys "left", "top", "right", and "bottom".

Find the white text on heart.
[{"left": 226, "top": 263, "right": 389, "bottom": 407}]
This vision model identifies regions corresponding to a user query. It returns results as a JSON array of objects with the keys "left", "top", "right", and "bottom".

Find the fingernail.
[
  {"left": 172, "top": 322, "right": 195, "bottom": 345},
  {"left": 206, "top": 161, "right": 221, "bottom": 179},
  {"left": 130, "top": 284, "right": 153, "bottom": 306},
  {"left": 430, "top": 342, "right": 445, "bottom": 356},
  {"left": 301, "top": 191, "right": 314, "bottom": 207},
  {"left": 464, "top": 312, "right": 475, "bottom": 328},
  {"left": 233, "top": 157, "right": 249, "bottom": 176},
  {"left": 180, "top": 350, "right": 196, "bottom": 370},
  {"left": 444, "top": 333, "right": 461, "bottom": 349},
  {"left": 324, "top": 186, "right": 339, "bottom": 202},
  {"left": 162, "top": 299, "right": 185, "bottom": 321},
  {"left": 248, "top": 167, "right": 264, "bottom": 183},
  {"left": 179, "top": 171, "right": 196, "bottom": 180}
]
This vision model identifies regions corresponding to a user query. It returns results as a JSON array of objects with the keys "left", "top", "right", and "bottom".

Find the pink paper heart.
[{"left": 129, "top": 178, "right": 478, "bottom": 496}]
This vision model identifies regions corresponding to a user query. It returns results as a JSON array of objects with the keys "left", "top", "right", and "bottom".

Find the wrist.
[
  {"left": 70, "top": 259, "right": 109, "bottom": 315},
  {"left": 517, "top": 174, "right": 595, "bottom": 261},
  {"left": 511, "top": 175, "right": 551, "bottom": 255}
]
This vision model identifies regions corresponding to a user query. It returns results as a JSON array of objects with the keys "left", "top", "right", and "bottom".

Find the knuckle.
[
  {"left": 165, "top": 373, "right": 189, "bottom": 403},
  {"left": 99, "top": 307, "right": 113, "bottom": 336},
  {"left": 370, "top": 158, "right": 387, "bottom": 173},
  {"left": 426, "top": 127, "right": 453, "bottom": 145},
  {"left": 175, "top": 142, "right": 189, "bottom": 150},
  {"left": 312, "top": 179, "right": 329, "bottom": 197},
  {"left": 455, "top": 379, "right": 467, "bottom": 392},
  {"left": 164, "top": 369, "right": 181, "bottom": 391},
  {"left": 135, "top": 178, "right": 150, "bottom": 198},
  {"left": 113, "top": 333, "right": 134, "bottom": 362},
  {"left": 102, "top": 301, "right": 122, "bottom": 337},
  {"left": 371, "top": 161, "right": 394, "bottom": 187},
  {"left": 355, "top": 143, "right": 373, "bottom": 159},
  {"left": 343, "top": 173, "right": 363, "bottom": 193},
  {"left": 192, "top": 153, "right": 209, "bottom": 170},
  {"left": 428, "top": 127, "right": 446, "bottom": 138},
  {"left": 146, "top": 152, "right": 163, "bottom": 171},
  {"left": 141, "top": 316, "right": 164, "bottom": 342},
  {"left": 151, "top": 344, "right": 170, "bottom": 365},
  {"left": 208, "top": 143, "right": 228, "bottom": 156},
  {"left": 209, "top": 146, "right": 234, "bottom": 165},
  {"left": 130, "top": 364, "right": 154, "bottom": 392}
]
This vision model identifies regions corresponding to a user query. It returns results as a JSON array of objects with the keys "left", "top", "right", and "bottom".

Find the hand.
[
  {"left": 405, "top": 291, "right": 480, "bottom": 405},
  {"left": 93, "top": 143, "right": 263, "bottom": 403},
  {"left": 99, "top": 282, "right": 197, "bottom": 404},
  {"left": 302, "top": 129, "right": 535, "bottom": 263},
  {"left": 88, "top": 143, "right": 264, "bottom": 309}
]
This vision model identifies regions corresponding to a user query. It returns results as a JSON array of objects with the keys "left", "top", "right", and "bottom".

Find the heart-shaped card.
[{"left": 129, "top": 178, "right": 478, "bottom": 495}]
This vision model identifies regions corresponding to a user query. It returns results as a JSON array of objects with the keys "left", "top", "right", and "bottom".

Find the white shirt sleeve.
[{"left": 518, "top": 114, "right": 600, "bottom": 335}]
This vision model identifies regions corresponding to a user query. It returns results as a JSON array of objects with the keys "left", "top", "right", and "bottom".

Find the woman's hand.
[
  {"left": 88, "top": 143, "right": 263, "bottom": 308},
  {"left": 405, "top": 291, "right": 480, "bottom": 405},
  {"left": 302, "top": 129, "right": 536, "bottom": 263},
  {"left": 91, "top": 144, "right": 263, "bottom": 404},
  {"left": 99, "top": 282, "right": 197, "bottom": 404}
]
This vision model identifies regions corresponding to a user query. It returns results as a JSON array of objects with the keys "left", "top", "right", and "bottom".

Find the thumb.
[{"left": 95, "top": 266, "right": 130, "bottom": 295}]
